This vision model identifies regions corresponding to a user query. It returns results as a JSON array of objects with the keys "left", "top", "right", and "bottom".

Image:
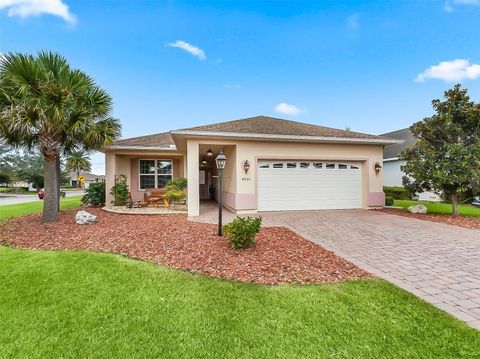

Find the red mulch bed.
[
  {"left": 0, "top": 207, "right": 372, "bottom": 285},
  {"left": 378, "top": 208, "right": 480, "bottom": 230}
]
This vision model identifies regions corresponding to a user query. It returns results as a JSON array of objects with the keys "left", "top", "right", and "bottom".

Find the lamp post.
[{"left": 215, "top": 150, "right": 228, "bottom": 236}]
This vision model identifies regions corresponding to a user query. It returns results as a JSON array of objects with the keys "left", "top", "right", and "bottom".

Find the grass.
[
  {"left": 0, "top": 247, "right": 479, "bottom": 358},
  {"left": 398, "top": 199, "right": 480, "bottom": 216},
  {"left": 394, "top": 200, "right": 480, "bottom": 217},
  {"left": 0, "top": 196, "right": 83, "bottom": 220}
]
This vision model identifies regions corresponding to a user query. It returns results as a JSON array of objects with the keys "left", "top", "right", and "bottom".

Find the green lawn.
[
  {"left": 395, "top": 200, "right": 480, "bottom": 217},
  {"left": 0, "top": 247, "right": 478, "bottom": 358},
  {"left": 0, "top": 196, "right": 83, "bottom": 220}
]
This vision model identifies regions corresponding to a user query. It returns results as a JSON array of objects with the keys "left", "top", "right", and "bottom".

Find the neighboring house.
[
  {"left": 104, "top": 115, "right": 400, "bottom": 216},
  {"left": 68, "top": 171, "right": 104, "bottom": 189},
  {"left": 381, "top": 128, "right": 441, "bottom": 202}
]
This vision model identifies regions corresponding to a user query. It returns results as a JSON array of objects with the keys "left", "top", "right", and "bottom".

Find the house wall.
[
  {"left": 383, "top": 159, "right": 405, "bottom": 187},
  {"left": 184, "top": 138, "right": 385, "bottom": 216},
  {"left": 234, "top": 140, "right": 384, "bottom": 212}
]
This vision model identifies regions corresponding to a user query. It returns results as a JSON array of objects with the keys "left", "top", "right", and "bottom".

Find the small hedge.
[
  {"left": 383, "top": 186, "right": 412, "bottom": 200},
  {"left": 223, "top": 216, "right": 262, "bottom": 249},
  {"left": 385, "top": 196, "right": 394, "bottom": 206}
]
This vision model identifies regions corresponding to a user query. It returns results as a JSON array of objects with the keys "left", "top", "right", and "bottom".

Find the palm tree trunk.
[
  {"left": 77, "top": 170, "right": 81, "bottom": 188},
  {"left": 56, "top": 157, "right": 61, "bottom": 212},
  {"left": 43, "top": 156, "right": 59, "bottom": 222}
]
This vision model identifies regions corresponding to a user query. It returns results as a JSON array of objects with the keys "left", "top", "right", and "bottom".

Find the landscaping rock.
[
  {"left": 75, "top": 210, "right": 97, "bottom": 225},
  {"left": 407, "top": 204, "right": 428, "bottom": 214}
]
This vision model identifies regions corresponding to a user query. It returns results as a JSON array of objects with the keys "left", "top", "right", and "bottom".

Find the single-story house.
[
  {"left": 381, "top": 128, "right": 441, "bottom": 202},
  {"left": 68, "top": 171, "right": 104, "bottom": 188},
  {"left": 104, "top": 115, "right": 400, "bottom": 216}
]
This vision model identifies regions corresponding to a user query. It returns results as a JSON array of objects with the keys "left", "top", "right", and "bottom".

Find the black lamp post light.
[{"left": 215, "top": 150, "right": 228, "bottom": 236}]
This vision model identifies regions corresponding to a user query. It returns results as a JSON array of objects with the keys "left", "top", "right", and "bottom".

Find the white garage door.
[{"left": 257, "top": 160, "right": 362, "bottom": 211}]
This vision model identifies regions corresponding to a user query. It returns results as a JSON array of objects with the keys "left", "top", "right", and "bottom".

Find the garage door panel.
[{"left": 257, "top": 160, "right": 362, "bottom": 211}]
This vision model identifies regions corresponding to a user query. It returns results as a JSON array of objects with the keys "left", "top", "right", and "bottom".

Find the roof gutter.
[
  {"left": 383, "top": 157, "right": 400, "bottom": 162},
  {"left": 171, "top": 130, "right": 403, "bottom": 145},
  {"left": 103, "top": 145, "right": 178, "bottom": 151}
]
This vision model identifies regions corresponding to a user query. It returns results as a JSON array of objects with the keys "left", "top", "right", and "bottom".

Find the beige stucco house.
[{"left": 104, "top": 116, "right": 400, "bottom": 217}]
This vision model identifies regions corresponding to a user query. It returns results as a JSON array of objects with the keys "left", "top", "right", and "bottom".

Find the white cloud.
[
  {"left": 444, "top": 0, "right": 480, "bottom": 12},
  {"left": 167, "top": 40, "right": 206, "bottom": 60},
  {"left": 416, "top": 59, "right": 480, "bottom": 82},
  {"left": 0, "top": 0, "right": 76, "bottom": 23},
  {"left": 225, "top": 84, "right": 241, "bottom": 89},
  {"left": 347, "top": 13, "right": 360, "bottom": 30},
  {"left": 454, "top": 0, "right": 480, "bottom": 4},
  {"left": 274, "top": 102, "right": 304, "bottom": 116},
  {"left": 444, "top": 2, "right": 454, "bottom": 12}
]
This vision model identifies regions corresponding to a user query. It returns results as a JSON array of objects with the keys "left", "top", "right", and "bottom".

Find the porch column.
[
  {"left": 186, "top": 141, "right": 200, "bottom": 216},
  {"left": 105, "top": 151, "right": 116, "bottom": 206}
]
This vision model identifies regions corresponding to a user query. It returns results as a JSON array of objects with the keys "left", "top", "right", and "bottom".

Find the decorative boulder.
[
  {"left": 75, "top": 210, "right": 97, "bottom": 225},
  {"left": 408, "top": 204, "right": 428, "bottom": 214}
]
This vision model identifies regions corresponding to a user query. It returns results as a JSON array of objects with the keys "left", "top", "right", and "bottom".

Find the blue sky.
[{"left": 1, "top": 0, "right": 480, "bottom": 173}]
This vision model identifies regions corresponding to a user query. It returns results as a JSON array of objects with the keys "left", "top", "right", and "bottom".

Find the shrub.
[
  {"left": 383, "top": 186, "right": 412, "bottom": 200},
  {"left": 82, "top": 181, "right": 106, "bottom": 206},
  {"left": 166, "top": 177, "right": 187, "bottom": 207},
  {"left": 165, "top": 188, "right": 186, "bottom": 206},
  {"left": 385, "top": 196, "right": 394, "bottom": 206},
  {"left": 166, "top": 177, "right": 187, "bottom": 191},
  {"left": 223, "top": 216, "right": 262, "bottom": 249},
  {"left": 110, "top": 175, "right": 129, "bottom": 206}
]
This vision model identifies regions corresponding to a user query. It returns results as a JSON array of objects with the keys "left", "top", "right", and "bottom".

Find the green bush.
[
  {"left": 110, "top": 175, "right": 129, "bottom": 206},
  {"left": 82, "top": 181, "right": 106, "bottom": 206},
  {"left": 383, "top": 186, "right": 412, "bottom": 200},
  {"left": 166, "top": 177, "right": 187, "bottom": 206},
  {"left": 223, "top": 216, "right": 262, "bottom": 249},
  {"left": 166, "top": 188, "right": 185, "bottom": 205},
  {"left": 166, "top": 177, "right": 187, "bottom": 191},
  {"left": 385, "top": 196, "right": 394, "bottom": 206}
]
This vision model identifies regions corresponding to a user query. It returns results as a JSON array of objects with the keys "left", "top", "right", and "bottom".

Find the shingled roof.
[
  {"left": 177, "top": 115, "right": 388, "bottom": 140},
  {"left": 110, "top": 115, "right": 398, "bottom": 148},
  {"left": 381, "top": 128, "right": 417, "bottom": 159},
  {"left": 112, "top": 132, "right": 175, "bottom": 148}
]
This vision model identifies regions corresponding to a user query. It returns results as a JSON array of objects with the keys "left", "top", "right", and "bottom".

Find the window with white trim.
[{"left": 139, "top": 159, "right": 173, "bottom": 189}]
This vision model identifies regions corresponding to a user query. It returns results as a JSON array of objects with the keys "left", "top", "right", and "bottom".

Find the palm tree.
[
  {"left": 65, "top": 150, "right": 92, "bottom": 188},
  {"left": 0, "top": 52, "right": 121, "bottom": 222}
]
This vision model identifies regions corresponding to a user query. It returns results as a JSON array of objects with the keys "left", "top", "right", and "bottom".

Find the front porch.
[
  {"left": 186, "top": 141, "right": 238, "bottom": 217},
  {"left": 105, "top": 149, "right": 186, "bottom": 206}
]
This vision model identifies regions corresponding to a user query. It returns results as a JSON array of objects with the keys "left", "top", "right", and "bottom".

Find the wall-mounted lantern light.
[
  {"left": 374, "top": 162, "right": 382, "bottom": 174},
  {"left": 242, "top": 160, "right": 251, "bottom": 174}
]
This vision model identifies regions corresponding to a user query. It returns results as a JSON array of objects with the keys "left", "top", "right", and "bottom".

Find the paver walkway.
[{"left": 192, "top": 203, "right": 480, "bottom": 329}]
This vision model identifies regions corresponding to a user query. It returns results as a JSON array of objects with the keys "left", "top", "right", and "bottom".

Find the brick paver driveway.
[{"left": 193, "top": 206, "right": 480, "bottom": 329}]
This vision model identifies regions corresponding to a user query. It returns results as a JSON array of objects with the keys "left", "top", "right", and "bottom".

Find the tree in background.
[
  {"left": 0, "top": 142, "right": 15, "bottom": 185},
  {"left": 0, "top": 52, "right": 121, "bottom": 222},
  {"left": 65, "top": 150, "right": 92, "bottom": 188},
  {"left": 15, "top": 152, "right": 45, "bottom": 191},
  {"left": 400, "top": 84, "right": 480, "bottom": 215}
]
